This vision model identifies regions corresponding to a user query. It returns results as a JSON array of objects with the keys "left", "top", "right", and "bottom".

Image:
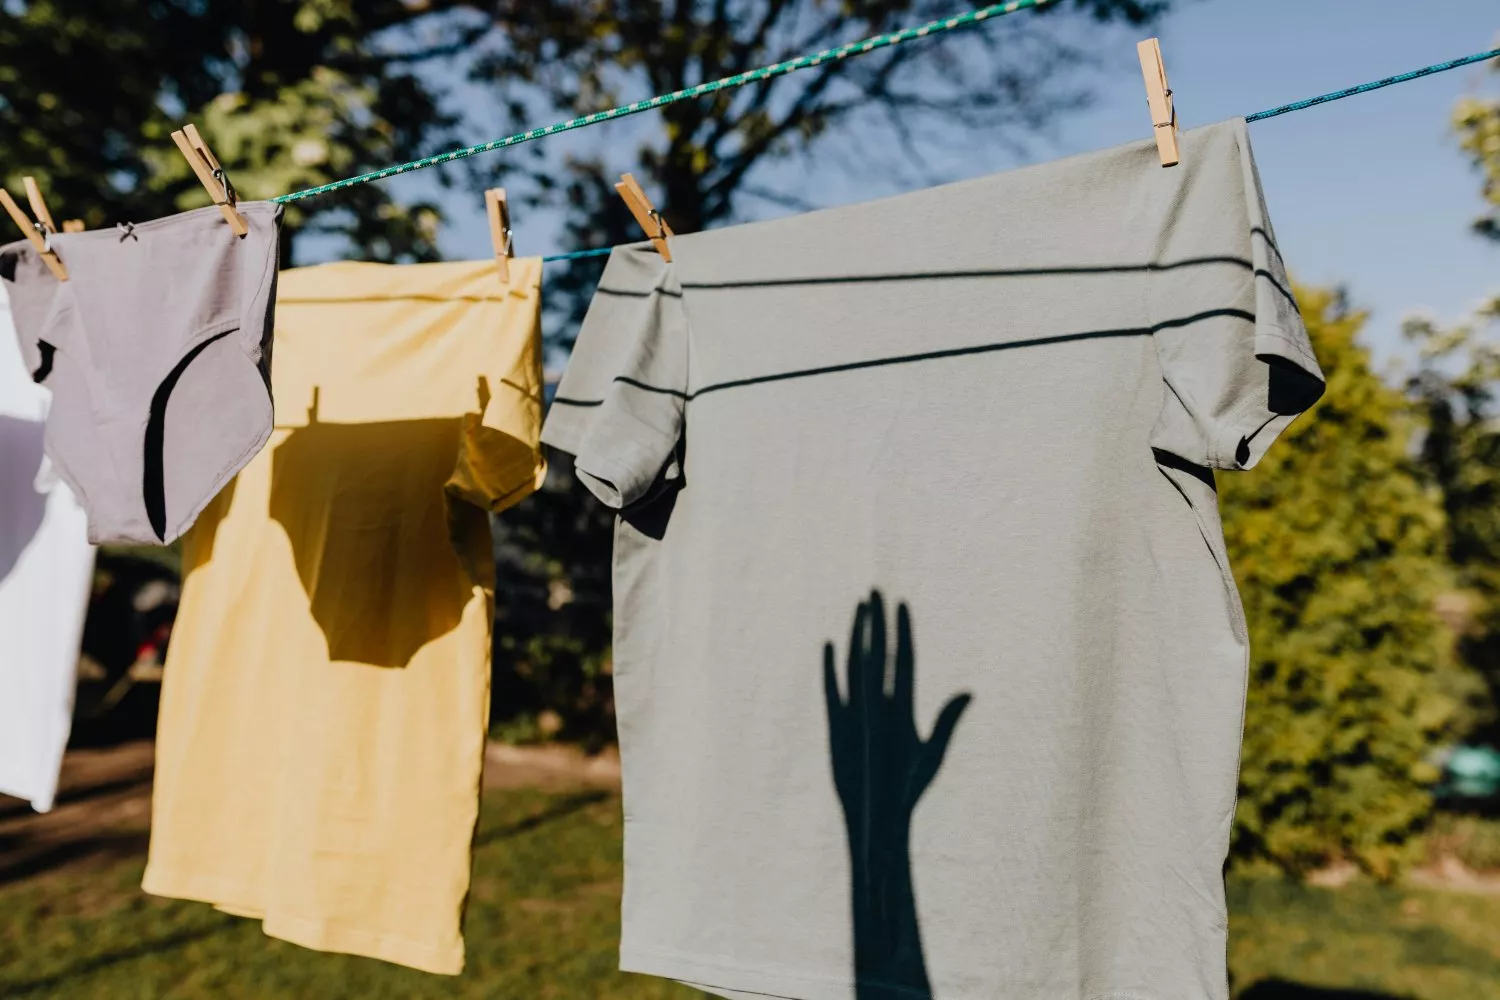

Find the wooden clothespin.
[
  {"left": 170, "top": 123, "right": 249, "bottom": 236},
  {"left": 23, "top": 174, "right": 83, "bottom": 233},
  {"left": 1137, "top": 38, "right": 1180, "bottom": 168},
  {"left": 615, "top": 173, "right": 673, "bottom": 261},
  {"left": 23, "top": 177, "right": 59, "bottom": 235},
  {"left": 485, "top": 188, "right": 513, "bottom": 283},
  {"left": 0, "top": 182, "right": 67, "bottom": 280}
]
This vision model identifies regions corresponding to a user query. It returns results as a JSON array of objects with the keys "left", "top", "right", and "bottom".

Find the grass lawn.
[{"left": 3, "top": 786, "right": 1500, "bottom": 999}]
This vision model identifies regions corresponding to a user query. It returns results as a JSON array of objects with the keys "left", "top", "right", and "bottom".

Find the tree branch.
[{"left": 702, "top": 38, "right": 920, "bottom": 214}]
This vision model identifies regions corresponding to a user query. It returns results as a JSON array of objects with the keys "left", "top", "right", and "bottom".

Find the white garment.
[{"left": 0, "top": 289, "right": 93, "bottom": 812}]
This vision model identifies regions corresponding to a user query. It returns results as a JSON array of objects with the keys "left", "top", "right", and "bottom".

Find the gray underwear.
[{"left": 0, "top": 201, "right": 282, "bottom": 544}]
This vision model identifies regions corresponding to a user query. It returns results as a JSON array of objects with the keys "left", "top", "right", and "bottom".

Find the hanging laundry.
[
  {"left": 142, "top": 257, "right": 546, "bottom": 975},
  {"left": 0, "top": 283, "right": 94, "bottom": 813},
  {"left": 0, "top": 202, "right": 283, "bottom": 546},
  {"left": 542, "top": 119, "right": 1325, "bottom": 1000}
]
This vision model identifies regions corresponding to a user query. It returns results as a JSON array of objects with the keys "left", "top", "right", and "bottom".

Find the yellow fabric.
[{"left": 143, "top": 258, "right": 546, "bottom": 975}]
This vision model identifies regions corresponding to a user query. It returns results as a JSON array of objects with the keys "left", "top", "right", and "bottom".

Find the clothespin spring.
[
  {"left": 212, "top": 167, "right": 237, "bottom": 209},
  {"left": 647, "top": 209, "right": 668, "bottom": 242},
  {"left": 614, "top": 174, "right": 674, "bottom": 261},
  {"left": 484, "top": 187, "right": 514, "bottom": 283},
  {"left": 1153, "top": 89, "right": 1176, "bottom": 130}
]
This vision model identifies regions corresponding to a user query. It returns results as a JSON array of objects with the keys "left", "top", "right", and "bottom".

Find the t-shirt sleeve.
[
  {"left": 540, "top": 243, "right": 688, "bottom": 509},
  {"left": 1148, "top": 118, "right": 1326, "bottom": 472},
  {"left": 446, "top": 284, "right": 549, "bottom": 515}
]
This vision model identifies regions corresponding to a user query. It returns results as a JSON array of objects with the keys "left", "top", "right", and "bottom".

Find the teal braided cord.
[
  {"left": 1247, "top": 47, "right": 1500, "bottom": 122},
  {"left": 542, "top": 246, "right": 614, "bottom": 262},
  {"left": 539, "top": 44, "right": 1500, "bottom": 263},
  {"left": 272, "top": 0, "right": 1056, "bottom": 204}
]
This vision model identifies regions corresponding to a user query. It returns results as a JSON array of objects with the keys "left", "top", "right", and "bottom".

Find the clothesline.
[
  {"left": 270, "top": 0, "right": 1057, "bottom": 205},
  {"left": 1244, "top": 46, "right": 1500, "bottom": 122},
  {"left": 265, "top": 0, "right": 1498, "bottom": 265},
  {"left": 535, "top": 44, "right": 1500, "bottom": 264}
]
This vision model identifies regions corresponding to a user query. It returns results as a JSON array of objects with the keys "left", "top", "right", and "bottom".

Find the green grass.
[
  {"left": 1228, "top": 877, "right": 1500, "bottom": 998},
  {"left": 4, "top": 788, "right": 1500, "bottom": 999},
  {"left": 0, "top": 790, "right": 702, "bottom": 1000}
]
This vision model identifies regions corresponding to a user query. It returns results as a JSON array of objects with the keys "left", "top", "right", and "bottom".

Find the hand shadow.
[{"left": 824, "top": 590, "right": 971, "bottom": 1000}]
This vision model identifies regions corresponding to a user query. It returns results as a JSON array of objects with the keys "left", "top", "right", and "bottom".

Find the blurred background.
[{"left": 1, "top": 0, "right": 1498, "bottom": 996}]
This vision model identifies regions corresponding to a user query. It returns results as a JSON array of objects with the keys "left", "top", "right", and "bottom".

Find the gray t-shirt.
[{"left": 542, "top": 119, "right": 1324, "bottom": 1000}]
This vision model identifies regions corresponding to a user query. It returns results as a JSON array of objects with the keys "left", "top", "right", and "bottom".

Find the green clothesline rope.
[
  {"left": 543, "top": 246, "right": 615, "bottom": 263},
  {"left": 271, "top": 0, "right": 1055, "bottom": 205},
  {"left": 1246, "top": 46, "right": 1500, "bottom": 122},
  {"left": 535, "top": 45, "right": 1500, "bottom": 264},
  {"left": 268, "top": 1, "right": 1500, "bottom": 262}
]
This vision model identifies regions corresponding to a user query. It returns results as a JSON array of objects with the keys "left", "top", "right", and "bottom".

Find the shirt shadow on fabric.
[
  {"left": 615, "top": 438, "right": 687, "bottom": 539},
  {"left": 265, "top": 383, "right": 529, "bottom": 668},
  {"left": 0, "top": 413, "right": 50, "bottom": 583},
  {"left": 824, "top": 590, "right": 971, "bottom": 1000},
  {"left": 183, "top": 476, "right": 237, "bottom": 570}
]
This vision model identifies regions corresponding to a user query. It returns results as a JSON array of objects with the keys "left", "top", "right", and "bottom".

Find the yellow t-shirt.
[{"left": 143, "top": 258, "right": 547, "bottom": 975}]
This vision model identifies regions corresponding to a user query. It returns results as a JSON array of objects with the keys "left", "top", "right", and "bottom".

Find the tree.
[
  {"left": 461, "top": 0, "right": 1169, "bottom": 326},
  {"left": 1455, "top": 82, "right": 1500, "bottom": 243},
  {"left": 475, "top": 0, "right": 1173, "bottom": 741},
  {"left": 0, "top": 0, "right": 471, "bottom": 264},
  {"left": 1405, "top": 309, "right": 1500, "bottom": 742},
  {"left": 1222, "top": 285, "right": 1463, "bottom": 879},
  {"left": 1397, "top": 72, "right": 1500, "bottom": 743},
  {"left": 3, "top": 0, "right": 1176, "bottom": 742}
]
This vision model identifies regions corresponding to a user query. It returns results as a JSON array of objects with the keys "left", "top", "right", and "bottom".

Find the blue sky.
[{"left": 404, "top": 0, "right": 1497, "bottom": 364}]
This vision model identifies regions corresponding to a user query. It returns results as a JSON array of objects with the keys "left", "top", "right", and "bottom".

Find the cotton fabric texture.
[
  {"left": 0, "top": 202, "right": 283, "bottom": 545},
  {"left": 0, "top": 289, "right": 93, "bottom": 813},
  {"left": 542, "top": 119, "right": 1325, "bottom": 1000},
  {"left": 143, "top": 258, "right": 547, "bottom": 975}
]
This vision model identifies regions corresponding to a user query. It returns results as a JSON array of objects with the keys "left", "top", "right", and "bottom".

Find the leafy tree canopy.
[{"left": 1224, "top": 285, "right": 1465, "bottom": 878}]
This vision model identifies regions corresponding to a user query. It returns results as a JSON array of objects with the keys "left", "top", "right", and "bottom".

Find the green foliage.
[
  {"left": 1400, "top": 77, "right": 1500, "bottom": 742},
  {"left": 1405, "top": 308, "right": 1500, "bottom": 739},
  {"left": 490, "top": 462, "right": 618, "bottom": 748},
  {"left": 0, "top": 0, "right": 464, "bottom": 263},
  {"left": 1455, "top": 85, "right": 1500, "bottom": 242},
  {"left": 1222, "top": 285, "right": 1464, "bottom": 879}
]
